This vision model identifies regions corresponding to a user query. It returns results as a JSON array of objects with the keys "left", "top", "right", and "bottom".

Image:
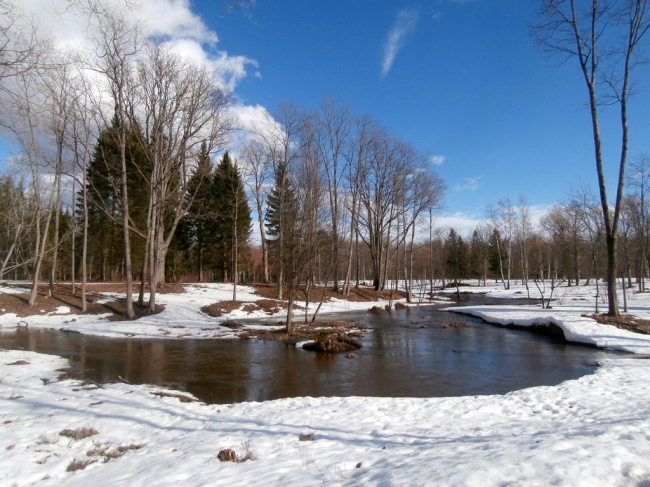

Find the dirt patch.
[
  {"left": 586, "top": 313, "right": 650, "bottom": 335},
  {"left": 201, "top": 298, "right": 291, "bottom": 317},
  {"left": 201, "top": 301, "right": 246, "bottom": 317},
  {"left": 0, "top": 283, "right": 166, "bottom": 321}
]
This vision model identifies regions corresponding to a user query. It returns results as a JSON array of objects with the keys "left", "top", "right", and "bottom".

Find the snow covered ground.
[
  {"left": 0, "top": 283, "right": 397, "bottom": 339},
  {"left": 2, "top": 281, "right": 650, "bottom": 485},
  {"left": 445, "top": 282, "right": 650, "bottom": 354}
]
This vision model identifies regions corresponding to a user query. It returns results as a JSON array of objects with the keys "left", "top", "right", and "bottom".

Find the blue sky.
[
  {"left": 5, "top": 0, "right": 650, "bottom": 234},
  {"left": 197, "top": 0, "right": 650, "bottom": 230}
]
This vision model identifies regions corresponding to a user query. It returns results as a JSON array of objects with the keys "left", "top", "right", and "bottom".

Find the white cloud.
[
  {"left": 435, "top": 204, "right": 552, "bottom": 239},
  {"left": 141, "top": 0, "right": 217, "bottom": 43},
  {"left": 165, "top": 38, "right": 257, "bottom": 92},
  {"left": 13, "top": 0, "right": 262, "bottom": 157},
  {"left": 436, "top": 212, "right": 486, "bottom": 237},
  {"left": 452, "top": 175, "right": 482, "bottom": 192},
  {"left": 381, "top": 8, "right": 419, "bottom": 77},
  {"left": 430, "top": 155, "right": 445, "bottom": 166},
  {"left": 20, "top": 0, "right": 256, "bottom": 92}
]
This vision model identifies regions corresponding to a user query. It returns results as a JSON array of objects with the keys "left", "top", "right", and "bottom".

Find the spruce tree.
[
  {"left": 212, "top": 151, "right": 251, "bottom": 283},
  {"left": 265, "top": 161, "right": 299, "bottom": 297},
  {"left": 81, "top": 118, "right": 149, "bottom": 281},
  {"left": 174, "top": 142, "right": 214, "bottom": 280}
]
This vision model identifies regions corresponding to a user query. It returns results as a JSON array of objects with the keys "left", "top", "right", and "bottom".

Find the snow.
[{"left": 2, "top": 281, "right": 650, "bottom": 485}]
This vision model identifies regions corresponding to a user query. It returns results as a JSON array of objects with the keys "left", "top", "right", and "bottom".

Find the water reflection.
[{"left": 0, "top": 307, "right": 621, "bottom": 404}]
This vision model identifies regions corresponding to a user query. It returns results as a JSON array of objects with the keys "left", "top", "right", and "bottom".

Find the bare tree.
[
  {"left": 342, "top": 116, "right": 378, "bottom": 295},
  {"left": 240, "top": 139, "right": 272, "bottom": 283},
  {"left": 0, "top": 0, "right": 48, "bottom": 95},
  {"left": 403, "top": 161, "right": 445, "bottom": 303},
  {"left": 68, "top": 66, "right": 100, "bottom": 312},
  {"left": 132, "top": 43, "right": 232, "bottom": 311},
  {"left": 41, "top": 57, "right": 76, "bottom": 298},
  {"left": 311, "top": 97, "right": 352, "bottom": 293},
  {"left": 517, "top": 197, "right": 533, "bottom": 299},
  {"left": 535, "top": 0, "right": 650, "bottom": 316},
  {"left": 626, "top": 154, "right": 650, "bottom": 291},
  {"left": 85, "top": 0, "right": 143, "bottom": 319},
  {"left": 5, "top": 69, "right": 58, "bottom": 307},
  {"left": 258, "top": 102, "right": 305, "bottom": 299}
]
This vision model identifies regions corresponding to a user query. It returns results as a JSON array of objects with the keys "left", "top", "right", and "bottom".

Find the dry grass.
[
  {"left": 299, "top": 432, "right": 316, "bottom": 442},
  {"left": 441, "top": 316, "right": 463, "bottom": 329},
  {"left": 66, "top": 458, "right": 96, "bottom": 472},
  {"left": 202, "top": 298, "right": 290, "bottom": 317},
  {"left": 217, "top": 442, "right": 255, "bottom": 463},
  {"left": 87, "top": 442, "right": 145, "bottom": 462},
  {"left": 59, "top": 426, "right": 99, "bottom": 441},
  {"left": 587, "top": 313, "right": 650, "bottom": 335}
]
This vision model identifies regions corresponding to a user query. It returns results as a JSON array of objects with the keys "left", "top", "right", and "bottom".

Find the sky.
[
  {"left": 4, "top": 0, "right": 650, "bottom": 235},
  {"left": 199, "top": 0, "right": 650, "bottom": 232}
]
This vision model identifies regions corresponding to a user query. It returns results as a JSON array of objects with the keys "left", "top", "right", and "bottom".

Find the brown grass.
[
  {"left": 59, "top": 426, "right": 99, "bottom": 441},
  {"left": 586, "top": 313, "right": 650, "bottom": 335},
  {"left": 202, "top": 298, "right": 292, "bottom": 317},
  {"left": 87, "top": 442, "right": 145, "bottom": 462},
  {"left": 67, "top": 458, "right": 96, "bottom": 472},
  {"left": 299, "top": 433, "right": 316, "bottom": 442}
]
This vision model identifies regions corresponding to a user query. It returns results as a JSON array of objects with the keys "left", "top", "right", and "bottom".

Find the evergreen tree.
[
  {"left": 174, "top": 142, "right": 214, "bottom": 280},
  {"left": 212, "top": 151, "right": 251, "bottom": 283},
  {"left": 488, "top": 228, "right": 508, "bottom": 284},
  {"left": 81, "top": 118, "right": 149, "bottom": 280},
  {"left": 445, "top": 228, "right": 469, "bottom": 283},
  {"left": 469, "top": 229, "right": 489, "bottom": 285},
  {"left": 265, "top": 160, "right": 299, "bottom": 294}
]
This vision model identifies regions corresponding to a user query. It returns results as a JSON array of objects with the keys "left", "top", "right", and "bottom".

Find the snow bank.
[{"left": 445, "top": 282, "right": 650, "bottom": 354}]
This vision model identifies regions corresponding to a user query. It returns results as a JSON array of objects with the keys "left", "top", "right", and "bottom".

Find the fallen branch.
[{"left": 150, "top": 390, "right": 198, "bottom": 403}]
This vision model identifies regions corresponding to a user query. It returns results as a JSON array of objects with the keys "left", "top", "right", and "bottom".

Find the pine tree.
[
  {"left": 174, "top": 142, "right": 214, "bottom": 280},
  {"left": 445, "top": 228, "right": 468, "bottom": 283},
  {"left": 81, "top": 118, "right": 149, "bottom": 281},
  {"left": 469, "top": 229, "right": 488, "bottom": 285},
  {"left": 212, "top": 151, "right": 251, "bottom": 284},
  {"left": 265, "top": 160, "right": 299, "bottom": 297}
]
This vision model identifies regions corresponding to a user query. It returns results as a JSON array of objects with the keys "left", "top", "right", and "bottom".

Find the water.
[{"left": 0, "top": 304, "right": 622, "bottom": 404}]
